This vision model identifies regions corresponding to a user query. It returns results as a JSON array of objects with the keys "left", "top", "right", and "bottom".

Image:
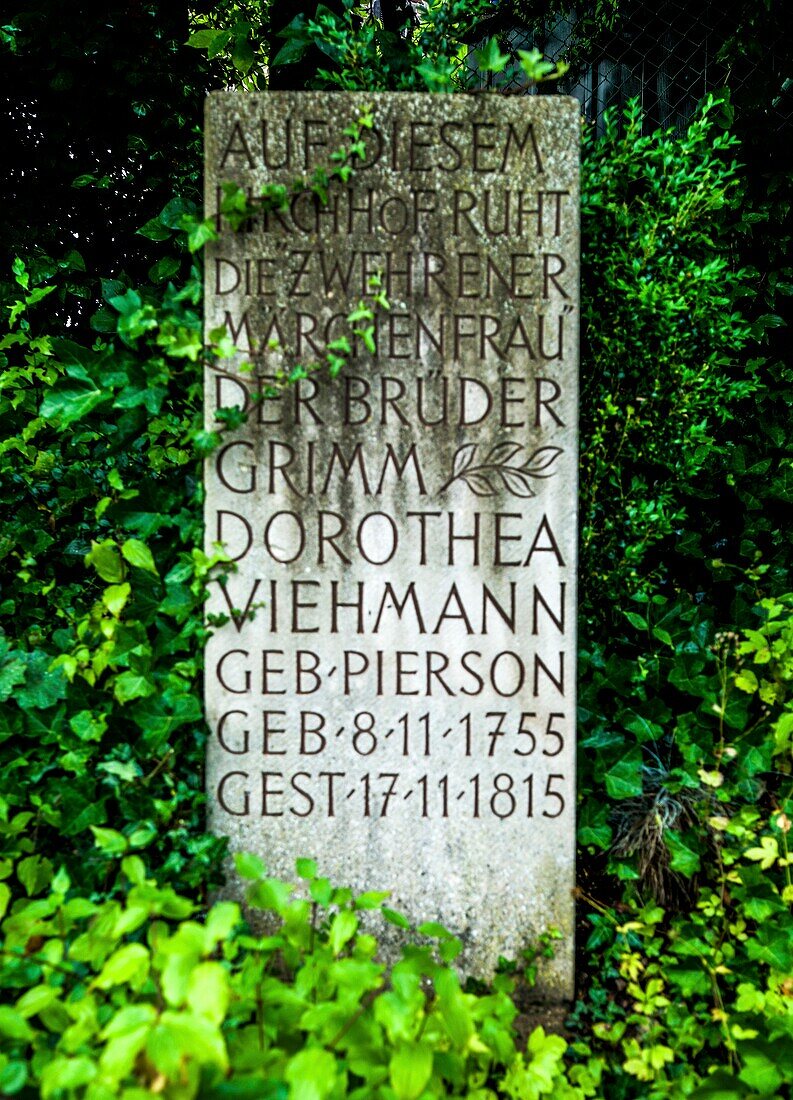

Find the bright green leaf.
[
  {"left": 93, "top": 943, "right": 149, "bottom": 989},
  {"left": 390, "top": 1043, "right": 433, "bottom": 1100},
  {"left": 121, "top": 538, "right": 158, "bottom": 575}
]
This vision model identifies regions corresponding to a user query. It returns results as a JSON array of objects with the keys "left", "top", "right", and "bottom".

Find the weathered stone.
[{"left": 204, "top": 91, "right": 579, "bottom": 998}]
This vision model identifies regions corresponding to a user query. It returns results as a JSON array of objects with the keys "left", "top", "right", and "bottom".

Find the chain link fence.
[{"left": 473, "top": 0, "right": 791, "bottom": 134}]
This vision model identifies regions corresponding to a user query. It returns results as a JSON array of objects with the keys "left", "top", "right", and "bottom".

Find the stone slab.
[{"left": 204, "top": 91, "right": 579, "bottom": 998}]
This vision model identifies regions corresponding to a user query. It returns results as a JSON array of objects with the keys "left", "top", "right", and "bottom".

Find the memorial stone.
[{"left": 204, "top": 91, "right": 579, "bottom": 998}]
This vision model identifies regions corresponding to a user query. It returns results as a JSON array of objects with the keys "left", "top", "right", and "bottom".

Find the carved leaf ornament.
[{"left": 439, "top": 442, "right": 563, "bottom": 498}]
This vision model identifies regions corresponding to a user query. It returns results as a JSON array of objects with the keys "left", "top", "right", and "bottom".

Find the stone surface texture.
[{"left": 204, "top": 91, "right": 579, "bottom": 998}]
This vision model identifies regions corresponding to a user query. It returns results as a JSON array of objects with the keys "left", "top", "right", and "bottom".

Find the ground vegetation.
[{"left": 0, "top": 2, "right": 791, "bottom": 1096}]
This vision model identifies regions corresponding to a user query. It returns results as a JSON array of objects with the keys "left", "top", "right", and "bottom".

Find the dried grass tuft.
[{"left": 610, "top": 767, "right": 703, "bottom": 905}]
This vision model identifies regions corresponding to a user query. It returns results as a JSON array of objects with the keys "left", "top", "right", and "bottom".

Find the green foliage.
[
  {"left": 215, "top": 102, "right": 376, "bottom": 234},
  {"left": 187, "top": 3, "right": 572, "bottom": 99},
  {"left": 0, "top": 231, "right": 224, "bottom": 895},
  {"left": 2, "top": 92, "right": 791, "bottom": 1094},
  {"left": 271, "top": 0, "right": 487, "bottom": 92},
  {"left": 735, "top": 594, "right": 793, "bottom": 759},
  {"left": 2, "top": 3, "right": 793, "bottom": 1096},
  {"left": 571, "top": 610, "right": 793, "bottom": 1095},
  {"left": 569, "top": 90, "right": 793, "bottom": 1099},
  {"left": 190, "top": 0, "right": 493, "bottom": 93},
  {"left": 212, "top": 108, "right": 389, "bottom": 388},
  {"left": 476, "top": 39, "right": 570, "bottom": 86},
  {"left": 0, "top": 101, "right": 387, "bottom": 903},
  {"left": 579, "top": 95, "right": 754, "bottom": 598},
  {"left": 0, "top": 854, "right": 577, "bottom": 1099}
]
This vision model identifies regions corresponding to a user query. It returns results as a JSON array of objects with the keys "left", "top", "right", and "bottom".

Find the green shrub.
[
  {"left": 1, "top": 43, "right": 791, "bottom": 1094},
  {"left": 1, "top": 589, "right": 790, "bottom": 1096},
  {"left": 579, "top": 95, "right": 754, "bottom": 600},
  {"left": 575, "top": 93, "right": 777, "bottom": 882},
  {"left": 0, "top": 248, "right": 224, "bottom": 894},
  {"left": 571, "top": 592, "right": 793, "bottom": 1097},
  {"left": 0, "top": 853, "right": 581, "bottom": 1099},
  {"left": 188, "top": 0, "right": 489, "bottom": 93}
]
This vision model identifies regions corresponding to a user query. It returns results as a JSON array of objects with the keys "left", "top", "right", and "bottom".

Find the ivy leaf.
[
  {"left": 475, "top": 37, "right": 510, "bottom": 74},
  {"left": 109, "top": 289, "right": 143, "bottom": 316},
  {"left": 158, "top": 197, "right": 192, "bottom": 229},
  {"left": 746, "top": 924, "right": 793, "bottom": 971},
  {"left": 102, "top": 583, "right": 131, "bottom": 617},
  {"left": 136, "top": 217, "right": 172, "bottom": 241},
  {"left": 741, "top": 743, "right": 772, "bottom": 776},
  {"left": 183, "top": 217, "right": 217, "bottom": 253},
  {"left": 113, "top": 672, "right": 156, "bottom": 704},
  {"left": 523, "top": 1027, "right": 569, "bottom": 1090},
  {"left": 517, "top": 48, "right": 569, "bottom": 83},
  {"left": 697, "top": 768, "right": 724, "bottom": 788},
  {"left": 87, "top": 540, "right": 126, "bottom": 583},
  {"left": 666, "top": 829, "right": 701, "bottom": 876},
  {"left": 744, "top": 836, "right": 778, "bottom": 869},
  {"left": 737, "top": 1041, "right": 785, "bottom": 1095},
  {"left": 101, "top": 278, "right": 125, "bottom": 302},
  {"left": 40, "top": 364, "right": 109, "bottom": 426},
  {"left": 735, "top": 983, "right": 766, "bottom": 1014},
  {"left": 666, "top": 966, "right": 709, "bottom": 996},
  {"left": 604, "top": 753, "right": 643, "bottom": 799},
  {"left": 578, "top": 802, "right": 612, "bottom": 848},
  {"left": 0, "top": 653, "right": 27, "bottom": 701},
  {"left": 98, "top": 760, "right": 141, "bottom": 782},
  {"left": 16, "top": 652, "right": 67, "bottom": 710},
  {"left": 121, "top": 538, "right": 158, "bottom": 575},
  {"left": 90, "top": 826, "right": 129, "bottom": 855},
  {"left": 90, "top": 306, "right": 119, "bottom": 332},
  {"left": 148, "top": 256, "right": 179, "bottom": 284},
  {"left": 17, "top": 855, "right": 53, "bottom": 896}
]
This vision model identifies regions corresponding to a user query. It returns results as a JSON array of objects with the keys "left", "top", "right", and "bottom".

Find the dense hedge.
[{"left": 1, "top": 3, "right": 792, "bottom": 1098}]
